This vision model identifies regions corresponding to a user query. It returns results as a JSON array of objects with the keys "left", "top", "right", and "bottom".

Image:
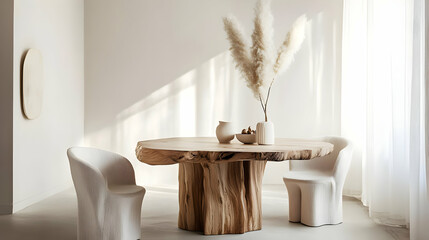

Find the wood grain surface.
[
  {"left": 135, "top": 137, "right": 333, "bottom": 165},
  {"left": 178, "top": 161, "right": 266, "bottom": 234}
]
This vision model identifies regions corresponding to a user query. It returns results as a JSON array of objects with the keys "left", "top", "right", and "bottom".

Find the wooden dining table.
[{"left": 135, "top": 137, "right": 333, "bottom": 235}]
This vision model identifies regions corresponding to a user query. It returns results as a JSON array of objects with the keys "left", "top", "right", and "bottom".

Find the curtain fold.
[
  {"left": 409, "top": 1, "right": 429, "bottom": 239},
  {"left": 342, "top": 0, "right": 412, "bottom": 226},
  {"left": 342, "top": 1, "right": 429, "bottom": 236}
]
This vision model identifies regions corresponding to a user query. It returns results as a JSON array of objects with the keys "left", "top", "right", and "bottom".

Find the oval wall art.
[{"left": 22, "top": 49, "right": 43, "bottom": 120}]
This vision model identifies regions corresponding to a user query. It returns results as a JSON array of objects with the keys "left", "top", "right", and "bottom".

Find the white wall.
[
  {"left": 85, "top": 0, "right": 342, "bottom": 187},
  {"left": 12, "top": 0, "right": 84, "bottom": 212},
  {"left": 0, "top": 0, "right": 14, "bottom": 214}
]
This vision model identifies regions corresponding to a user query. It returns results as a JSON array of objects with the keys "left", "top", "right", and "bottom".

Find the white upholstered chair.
[
  {"left": 283, "top": 137, "right": 352, "bottom": 227},
  {"left": 67, "top": 147, "right": 146, "bottom": 240}
]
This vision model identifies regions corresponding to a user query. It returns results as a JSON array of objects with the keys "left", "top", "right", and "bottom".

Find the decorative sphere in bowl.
[{"left": 236, "top": 134, "right": 256, "bottom": 144}]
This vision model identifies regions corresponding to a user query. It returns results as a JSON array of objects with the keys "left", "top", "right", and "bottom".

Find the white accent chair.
[
  {"left": 67, "top": 147, "right": 146, "bottom": 240},
  {"left": 283, "top": 137, "right": 352, "bottom": 227}
]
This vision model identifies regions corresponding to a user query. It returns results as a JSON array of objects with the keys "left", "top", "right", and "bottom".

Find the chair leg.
[
  {"left": 77, "top": 201, "right": 103, "bottom": 240},
  {"left": 330, "top": 190, "right": 343, "bottom": 224},
  {"left": 284, "top": 181, "right": 301, "bottom": 223},
  {"left": 300, "top": 182, "right": 334, "bottom": 226},
  {"left": 105, "top": 192, "right": 145, "bottom": 240}
]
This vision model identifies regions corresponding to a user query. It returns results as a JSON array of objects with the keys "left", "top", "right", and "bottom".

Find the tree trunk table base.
[
  {"left": 135, "top": 137, "right": 334, "bottom": 235},
  {"left": 178, "top": 160, "right": 267, "bottom": 235}
]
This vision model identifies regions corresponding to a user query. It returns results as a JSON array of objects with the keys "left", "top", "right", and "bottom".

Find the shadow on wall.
[
  {"left": 85, "top": 14, "right": 341, "bottom": 187},
  {"left": 86, "top": 51, "right": 243, "bottom": 187}
]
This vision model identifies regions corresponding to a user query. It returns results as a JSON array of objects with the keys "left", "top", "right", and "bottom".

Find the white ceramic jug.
[{"left": 216, "top": 121, "right": 234, "bottom": 143}]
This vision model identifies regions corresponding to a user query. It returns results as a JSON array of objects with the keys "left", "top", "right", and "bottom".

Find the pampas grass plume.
[
  {"left": 223, "top": 16, "right": 258, "bottom": 96},
  {"left": 251, "top": 0, "right": 275, "bottom": 90},
  {"left": 223, "top": 0, "right": 306, "bottom": 121},
  {"left": 274, "top": 15, "right": 307, "bottom": 75}
]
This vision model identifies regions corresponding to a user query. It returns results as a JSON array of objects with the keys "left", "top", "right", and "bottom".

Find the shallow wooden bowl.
[{"left": 236, "top": 134, "right": 256, "bottom": 144}]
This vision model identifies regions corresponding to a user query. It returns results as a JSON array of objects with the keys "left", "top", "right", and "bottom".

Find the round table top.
[{"left": 135, "top": 137, "right": 334, "bottom": 165}]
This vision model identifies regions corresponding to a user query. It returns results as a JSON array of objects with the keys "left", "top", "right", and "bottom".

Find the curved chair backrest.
[
  {"left": 331, "top": 138, "right": 353, "bottom": 187},
  {"left": 67, "top": 147, "right": 136, "bottom": 195},
  {"left": 290, "top": 137, "right": 352, "bottom": 183},
  {"left": 67, "top": 147, "right": 139, "bottom": 240}
]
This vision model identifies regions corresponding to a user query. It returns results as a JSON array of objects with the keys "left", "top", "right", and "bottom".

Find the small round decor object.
[
  {"left": 216, "top": 121, "right": 235, "bottom": 143},
  {"left": 236, "top": 134, "right": 256, "bottom": 144}
]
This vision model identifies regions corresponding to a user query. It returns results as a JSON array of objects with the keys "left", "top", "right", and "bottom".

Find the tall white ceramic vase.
[
  {"left": 216, "top": 121, "right": 235, "bottom": 143},
  {"left": 256, "top": 121, "right": 274, "bottom": 145}
]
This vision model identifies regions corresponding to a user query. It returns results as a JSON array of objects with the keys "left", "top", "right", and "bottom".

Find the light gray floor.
[{"left": 0, "top": 185, "right": 409, "bottom": 240}]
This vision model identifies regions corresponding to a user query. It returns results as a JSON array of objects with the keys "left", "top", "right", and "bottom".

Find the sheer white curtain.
[
  {"left": 342, "top": 0, "right": 412, "bottom": 226},
  {"left": 342, "top": 0, "right": 429, "bottom": 237},
  {"left": 409, "top": 1, "right": 429, "bottom": 239}
]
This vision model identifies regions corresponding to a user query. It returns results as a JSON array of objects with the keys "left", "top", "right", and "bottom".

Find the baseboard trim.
[
  {"left": 0, "top": 204, "right": 12, "bottom": 215},
  {"left": 12, "top": 183, "right": 72, "bottom": 213}
]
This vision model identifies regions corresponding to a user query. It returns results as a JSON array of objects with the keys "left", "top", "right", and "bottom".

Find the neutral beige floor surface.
[{"left": 0, "top": 186, "right": 409, "bottom": 240}]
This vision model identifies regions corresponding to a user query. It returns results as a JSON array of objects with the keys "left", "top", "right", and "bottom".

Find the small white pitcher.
[{"left": 216, "top": 121, "right": 235, "bottom": 143}]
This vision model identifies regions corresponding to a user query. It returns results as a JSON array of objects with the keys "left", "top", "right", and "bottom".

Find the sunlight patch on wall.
[{"left": 85, "top": 52, "right": 238, "bottom": 187}]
